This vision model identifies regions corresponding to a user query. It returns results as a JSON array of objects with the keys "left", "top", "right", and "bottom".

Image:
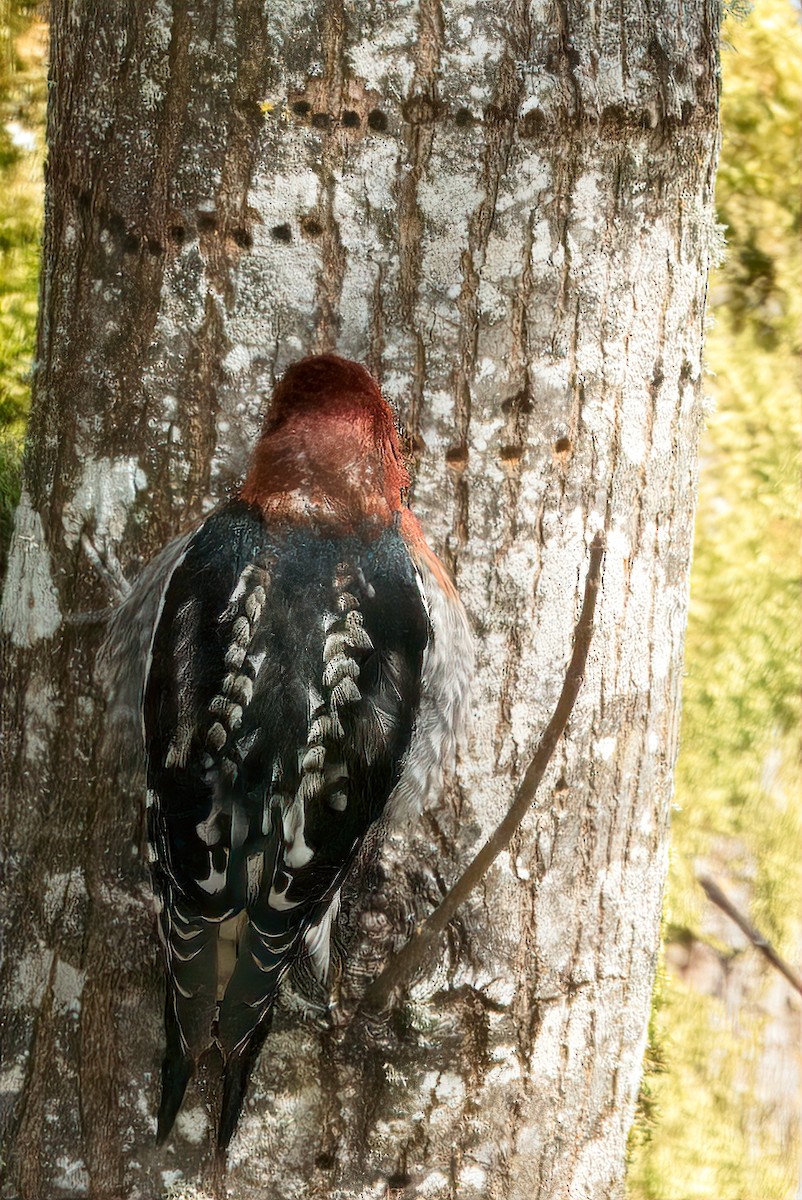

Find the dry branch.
[
  {"left": 360, "top": 532, "right": 606, "bottom": 1012},
  {"left": 698, "top": 873, "right": 802, "bottom": 998}
]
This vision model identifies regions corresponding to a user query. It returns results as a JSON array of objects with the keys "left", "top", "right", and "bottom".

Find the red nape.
[
  {"left": 241, "top": 355, "right": 411, "bottom": 531},
  {"left": 267, "top": 354, "right": 384, "bottom": 426}
]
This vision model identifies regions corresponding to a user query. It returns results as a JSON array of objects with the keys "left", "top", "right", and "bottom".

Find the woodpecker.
[{"left": 103, "top": 354, "right": 472, "bottom": 1151}]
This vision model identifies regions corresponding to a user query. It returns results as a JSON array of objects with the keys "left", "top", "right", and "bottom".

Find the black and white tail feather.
[{"left": 101, "top": 498, "right": 471, "bottom": 1152}]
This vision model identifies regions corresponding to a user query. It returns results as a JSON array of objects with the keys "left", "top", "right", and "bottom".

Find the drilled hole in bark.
[
  {"left": 292, "top": 99, "right": 311, "bottom": 116},
  {"left": 454, "top": 106, "right": 475, "bottom": 127},
  {"left": 123, "top": 232, "right": 140, "bottom": 254},
  {"left": 169, "top": 225, "right": 185, "bottom": 244},
  {"left": 315, "top": 1152, "right": 335, "bottom": 1170},
  {"left": 311, "top": 112, "right": 331, "bottom": 129},
  {"left": 146, "top": 238, "right": 163, "bottom": 256},
  {"left": 499, "top": 444, "right": 524, "bottom": 465},
  {"left": 403, "top": 431, "right": 426, "bottom": 460},
  {"left": 387, "top": 1174, "right": 411, "bottom": 1190},
  {"left": 367, "top": 108, "right": 389, "bottom": 132},
  {"left": 342, "top": 109, "right": 360, "bottom": 128},
  {"left": 519, "top": 108, "right": 546, "bottom": 137},
  {"left": 445, "top": 445, "right": 469, "bottom": 471},
  {"left": 301, "top": 217, "right": 322, "bottom": 237},
  {"left": 501, "top": 390, "right": 532, "bottom": 415},
  {"left": 106, "top": 212, "right": 125, "bottom": 240},
  {"left": 270, "top": 224, "right": 292, "bottom": 243},
  {"left": 554, "top": 437, "right": 571, "bottom": 454},
  {"left": 600, "top": 103, "right": 629, "bottom": 129},
  {"left": 198, "top": 213, "right": 218, "bottom": 233},
  {"left": 232, "top": 227, "right": 253, "bottom": 249}
]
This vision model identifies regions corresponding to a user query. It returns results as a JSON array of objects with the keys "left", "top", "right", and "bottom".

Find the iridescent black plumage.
[{"left": 143, "top": 499, "right": 430, "bottom": 1147}]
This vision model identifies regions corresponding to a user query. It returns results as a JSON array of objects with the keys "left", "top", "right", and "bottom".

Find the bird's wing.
[{"left": 143, "top": 503, "right": 430, "bottom": 1142}]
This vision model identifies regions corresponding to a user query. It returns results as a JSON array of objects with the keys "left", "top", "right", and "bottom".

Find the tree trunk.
[{"left": 0, "top": 3, "right": 719, "bottom": 1198}]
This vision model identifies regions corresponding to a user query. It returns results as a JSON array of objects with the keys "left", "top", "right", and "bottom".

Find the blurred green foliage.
[
  {"left": 629, "top": 2, "right": 802, "bottom": 1196},
  {"left": 0, "top": 2, "right": 45, "bottom": 572}
]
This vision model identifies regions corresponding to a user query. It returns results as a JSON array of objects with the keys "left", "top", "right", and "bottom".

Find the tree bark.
[{"left": 0, "top": 2, "right": 719, "bottom": 1198}]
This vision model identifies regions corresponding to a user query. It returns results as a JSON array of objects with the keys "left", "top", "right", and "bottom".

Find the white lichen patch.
[
  {"left": 0, "top": 491, "right": 61, "bottom": 647},
  {"left": 482, "top": 976, "right": 517, "bottom": 1006},
  {"left": 160, "top": 1169, "right": 185, "bottom": 1191},
  {"left": 352, "top": 141, "right": 398, "bottom": 212},
  {"left": 140, "top": 76, "right": 165, "bottom": 111},
  {"left": 62, "top": 456, "right": 147, "bottom": 550},
  {"left": 219, "top": 166, "right": 320, "bottom": 360},
  {"left": 514, "top": 856, "right": 531, "bottom": 882},
  {"left": 514, "top": 1122, "right": 543, "bottom": 1158},
  {"left": 594, "top": 736, "right": 617, "bottom": 762},
  {"left": 347, "top": 12, "right": 416, "bottom": 94},
  {"left": 53, "top": 959, "right": 86, "bottom": 1015},
  {"left": 23, "top": 677, "right": 60, "bottom": 764},
  {"left": 247, "top": 166, "right": 319, "bottom": 233},
  {"left": 458, "top": 1165, "right": 487, "bottom": 1190},
  {"left": 334, "top": 167, "right": 393, "bottom": 356},
  {"left": 463, "top": 33, "right": 504, "bottom": 71},
  {"left": 175, "top": 1105, "right": 209, "bottom": 1145},
  {"left": 0, "top": 1063, "right": 25, "bottom": 1093},
  {"left": 434, "top": 1073, "right": 465, "bottom": 1102},
  {"left": 12, "top": 945, "right": 54, "bottom": 1008},
  {"left": 222, "top": 344, "right": 252, "bottom": 375},
  {"left": 417, "top": 174, "right": 484, "bottom": 230},
  {"left": 529, "top": 217, "right": 554, "bottom": 272},
  {"left": 144, "top": 0, "right": 172, "bottom": 50},
  {"left": 43, "top": 873, "right": 87, "bottom": 926},
  {"left": 53, "top": 1157, "right": 89, "bottom": 1195},
  {"left": 571, "top": 170, "right": 603, "bottom": 231},
  {"left": 485, "top": 1056, "right": 522, "bottom": 1088},
  {"left": 161, "top": 1186, "right": 215, "bottom": 1200},
  {"left": 417, "top": 1169, "right": 451, "bottom": 1197}
]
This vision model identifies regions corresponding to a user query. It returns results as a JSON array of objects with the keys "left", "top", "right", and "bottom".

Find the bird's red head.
[{"left": 241, "top": 355, "right": 410, "bottom": 532}]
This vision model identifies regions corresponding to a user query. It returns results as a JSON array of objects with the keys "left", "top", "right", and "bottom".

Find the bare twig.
[
  {"left": 698, "top": 873, "right": 802, "bottom": 998},
  {"left": 81, "top": 532, "right": 131, "bottom": 601},
  {"left": 359, "top": 532, "right": 606, "bottom": 1013}
]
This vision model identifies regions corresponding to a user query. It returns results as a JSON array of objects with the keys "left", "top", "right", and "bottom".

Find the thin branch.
[
  {"left": 81, "top": 532, "right": 131, "bottom": 601},
  {"left": 698, "top": 873, "right": 802, "bottom": 998},
  {"left": 359, "top": 532, "right": 606, "bottom": 1013}
]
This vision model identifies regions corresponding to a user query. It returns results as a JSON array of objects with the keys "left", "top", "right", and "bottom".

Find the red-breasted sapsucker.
[{"left": 104, "top": 354, "right": 472, "bottom": 1151}]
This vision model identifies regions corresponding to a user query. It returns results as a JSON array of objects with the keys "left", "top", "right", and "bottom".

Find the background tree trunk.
[{"left": 0, "top": 2, "right": 719, "bottom": 1198}]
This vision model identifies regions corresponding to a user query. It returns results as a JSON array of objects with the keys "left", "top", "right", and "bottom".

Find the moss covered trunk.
[{"left": 0, "top": 2, "right": 719, "bottom": 1197}]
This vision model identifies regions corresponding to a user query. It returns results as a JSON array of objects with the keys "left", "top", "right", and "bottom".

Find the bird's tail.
[
  {"left": 156, "top": 997, "right": 195, "bottom": 1145},
  {"left": 217, "top": 1010, "right": 274, "bottom": 1153},
  {"left": 155, "top": 905, "right": 219, "bottom": 1145},
  {"left": 215, "top": 912, "right": 302, "bottom": 1149}
]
